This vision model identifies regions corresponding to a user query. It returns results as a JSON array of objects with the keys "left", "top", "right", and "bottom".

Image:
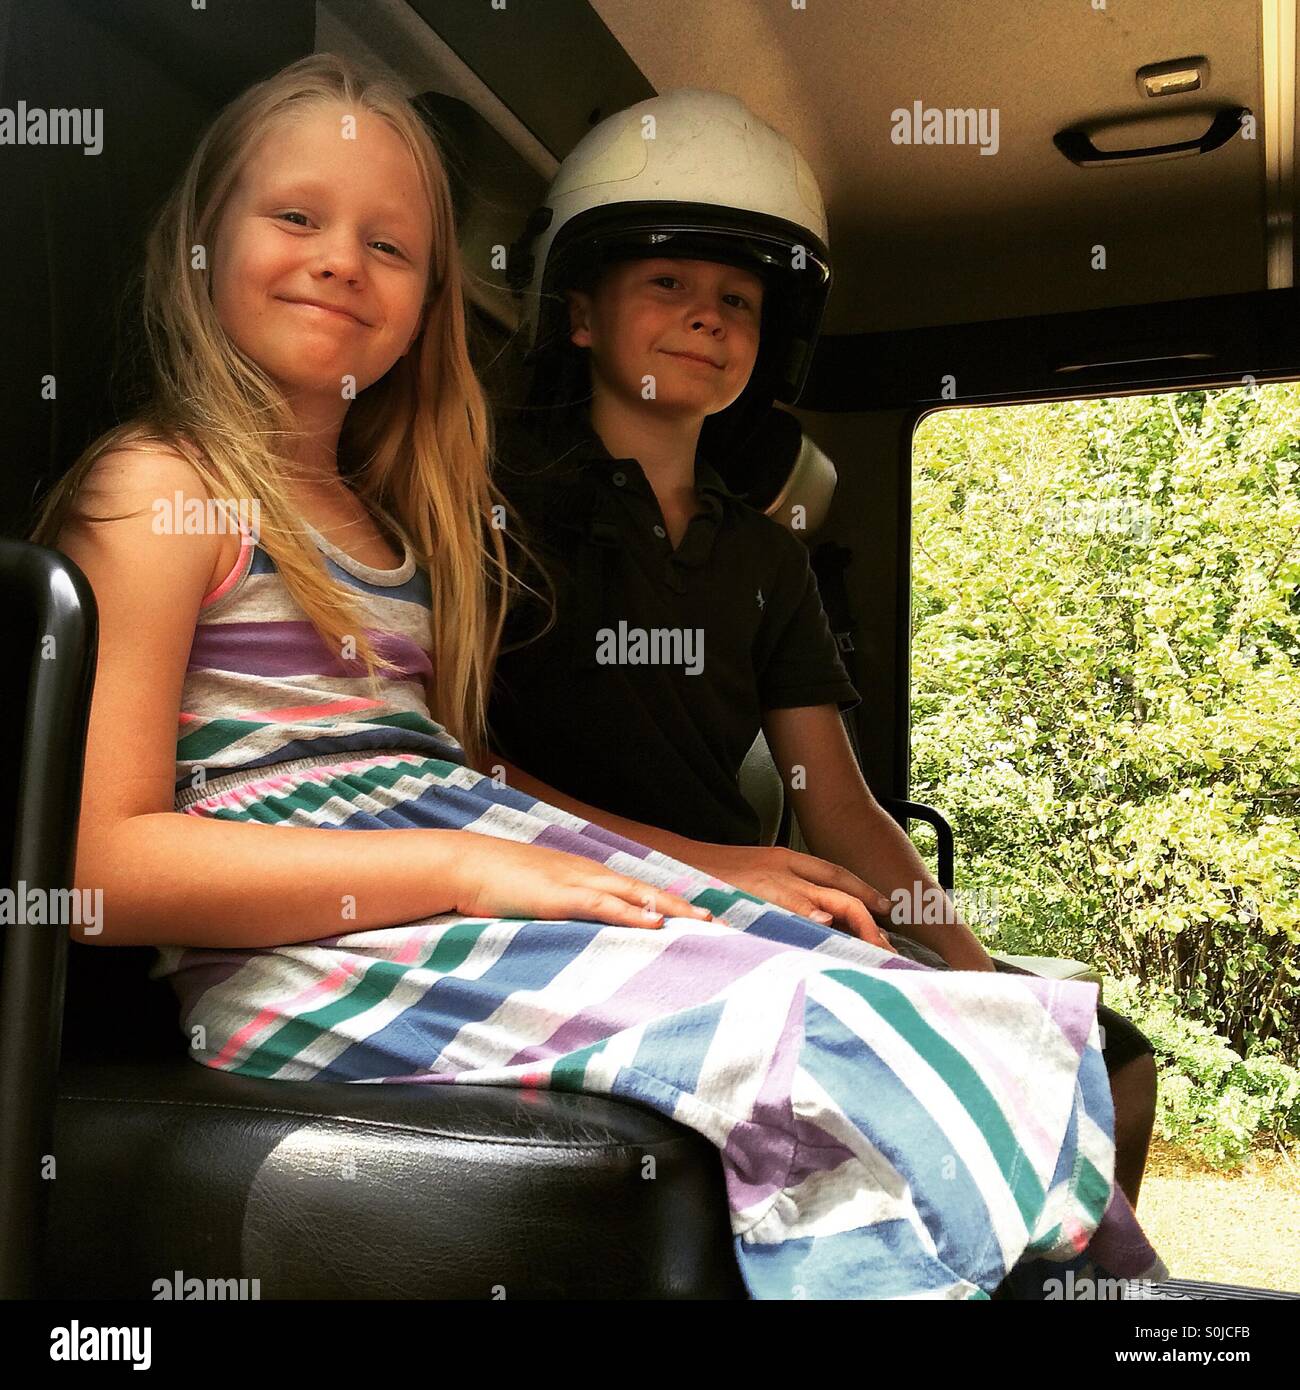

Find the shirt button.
[
  {"left": 653, "top": 524, "right": 666, "bottom": 539},
  {"left": 612, "top": 471, "right": 627, "bottom": 486}
]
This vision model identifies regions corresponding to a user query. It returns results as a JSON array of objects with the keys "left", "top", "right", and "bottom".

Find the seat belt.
[{"left": 809, "top": 541, "right": 865, "bottom": 763}]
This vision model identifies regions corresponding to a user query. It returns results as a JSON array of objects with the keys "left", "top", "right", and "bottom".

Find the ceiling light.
[{"left": 1135, "top": 57, "right": 1209, "bottom": 99}]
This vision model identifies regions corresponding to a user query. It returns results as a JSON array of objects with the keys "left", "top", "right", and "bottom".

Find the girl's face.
[
  {"left": 210, "top": 103, "right": 433, "bottom": 406},
  {"left": 568, "top": 257, "right": 764, "bottom": 416}
]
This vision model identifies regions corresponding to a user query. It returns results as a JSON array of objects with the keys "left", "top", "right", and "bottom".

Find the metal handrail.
[{"left": 878, "top": 795, "right": 956, "bottom": 893}]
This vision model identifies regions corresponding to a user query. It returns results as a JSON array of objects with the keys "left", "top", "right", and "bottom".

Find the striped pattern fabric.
[
  {"left": 153, "top": 743, "right": 1169, "bottom": 1299},
  {"left": 175, "top": 510, "right": 465, "bottom": 805}
]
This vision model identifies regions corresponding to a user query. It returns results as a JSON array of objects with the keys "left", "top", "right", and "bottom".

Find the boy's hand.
[{"left": 687, "top": 844, "right": 897, "bottom": 952}]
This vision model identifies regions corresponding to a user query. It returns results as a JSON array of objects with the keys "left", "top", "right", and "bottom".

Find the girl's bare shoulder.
[{"left": 82, "top": 428, "right": 214, "bottom": 496}]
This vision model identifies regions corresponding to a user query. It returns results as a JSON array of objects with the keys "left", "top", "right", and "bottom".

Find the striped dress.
[{"left": 151, "top": 507, "right": 1168, "bottom": 1300}]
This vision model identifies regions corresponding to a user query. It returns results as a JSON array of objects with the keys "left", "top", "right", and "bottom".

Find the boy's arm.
[
  {"left": 762, "top": 704, "right": 996, "bottom": 970},
  {"left": 472, "top": 746, "right": 895, "bottom": 946}
]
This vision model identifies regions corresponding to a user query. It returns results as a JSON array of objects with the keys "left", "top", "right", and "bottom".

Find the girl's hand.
[
  {"left": 686, "top": 844, "right": 898, "bottom": 952},
  {"left": 452, "top": 834, "right": 715, "bottom": 930}
]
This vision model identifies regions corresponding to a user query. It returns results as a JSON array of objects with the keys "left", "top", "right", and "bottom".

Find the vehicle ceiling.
[
  {"left": 322, "top": 0, "right": 1294, "bottom": 342},
  {"left": 588, "top": 0, "right": 1287, "bottom": 335}
]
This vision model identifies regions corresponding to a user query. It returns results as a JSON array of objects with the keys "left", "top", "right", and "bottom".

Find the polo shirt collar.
[{"left": 565, "top": 409, "right": 742, "bottom": 504}]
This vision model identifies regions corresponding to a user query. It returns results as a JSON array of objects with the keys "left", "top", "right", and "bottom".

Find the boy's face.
[
  {"left": 210, "top": 103, "right": 433, "bottom": 405},
  {"left": 567, "top": 256, "right": 765, "bottom": 416}
]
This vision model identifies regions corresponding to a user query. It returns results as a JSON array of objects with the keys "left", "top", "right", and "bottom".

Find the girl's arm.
[
  {"left": 76, "top": 812, "right": 472, "bottom": 948},
  {"left": 762, "top": 704, "right": 997, "bottom": 970}
]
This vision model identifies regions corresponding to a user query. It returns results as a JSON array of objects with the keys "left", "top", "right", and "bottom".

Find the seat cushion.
[
  {"left": 41, "top": 1056, "right": 747, "bottom": 1299},
  {"left": 990, "top": 953, "right": 1102, "bottom": 988}
]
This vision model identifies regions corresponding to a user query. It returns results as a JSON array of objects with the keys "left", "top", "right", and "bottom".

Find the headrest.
[{"left": 713, "top": 405, "right": 838, "bottom": 535}]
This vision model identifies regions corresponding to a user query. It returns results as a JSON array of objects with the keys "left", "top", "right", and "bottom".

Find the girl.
[{"left": 30, "top": 53, "right": 1164, "bottom": 1299}]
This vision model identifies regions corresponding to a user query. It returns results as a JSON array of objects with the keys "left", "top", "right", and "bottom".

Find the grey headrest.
[
  {"left": 717, "top": 406, "right": 838, "bottom": 536},
  {"left": 763, "top": 429, "right": 838, "bottom": 536}
]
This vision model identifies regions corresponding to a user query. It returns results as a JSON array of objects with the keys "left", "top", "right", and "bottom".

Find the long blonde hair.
[{"left": 27, "top": 52, "right": 518, "bottom": 770}]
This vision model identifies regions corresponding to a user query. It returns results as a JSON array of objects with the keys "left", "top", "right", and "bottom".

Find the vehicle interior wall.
[
  {"left": 0, "top": 0, "right": 314, "bottom": 542},
  {"left": 787, "top": 406, "right": 913, "bottom": 798}
]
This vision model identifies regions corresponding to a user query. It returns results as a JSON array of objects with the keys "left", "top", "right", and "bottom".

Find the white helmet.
[{"left": 508, "top": 89, "right": 832, "bottom": 405}]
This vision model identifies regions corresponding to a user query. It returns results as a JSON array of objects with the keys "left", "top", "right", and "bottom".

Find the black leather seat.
[
  {"left": 46, "top": 1051, "right": 744, "bottom": 1299},
  {"left": 1, "top": 540, "right": 745, "bottom": 1299}
]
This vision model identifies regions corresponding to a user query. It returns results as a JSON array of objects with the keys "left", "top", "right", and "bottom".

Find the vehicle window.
[{"left": 910, "top": 385, "right": 1300, "bottom": 1068}]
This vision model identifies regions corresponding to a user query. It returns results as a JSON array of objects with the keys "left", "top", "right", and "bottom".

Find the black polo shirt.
[{"left": 486, "top": 411, "right": 861, "bottom": 846}]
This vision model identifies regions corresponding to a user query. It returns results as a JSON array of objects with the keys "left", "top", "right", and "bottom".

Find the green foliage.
[
  {"left": 911, "top": 386, "right": 1300, "bottom": 1154},
  {"left": 1106, "top": 975, "right": 1300, "bottom": 1169}
]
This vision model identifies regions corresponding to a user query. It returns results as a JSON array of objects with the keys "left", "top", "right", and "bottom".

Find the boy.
[{"left": 482, "top": 93, "right": 1156, "bottom": 1205}]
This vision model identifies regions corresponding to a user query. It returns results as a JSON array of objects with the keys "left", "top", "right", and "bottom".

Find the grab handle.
[{"left": 1053, "top": 106, "right": 1248, "bottom": 167}]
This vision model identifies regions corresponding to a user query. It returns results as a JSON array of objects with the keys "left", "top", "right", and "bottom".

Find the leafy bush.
[
  {"left": 1105, "top": 975, "right": 1300, "bottom": 1169},
  {"left": 910, "top": 386, "right": 1300, "bottom": 1155}
]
